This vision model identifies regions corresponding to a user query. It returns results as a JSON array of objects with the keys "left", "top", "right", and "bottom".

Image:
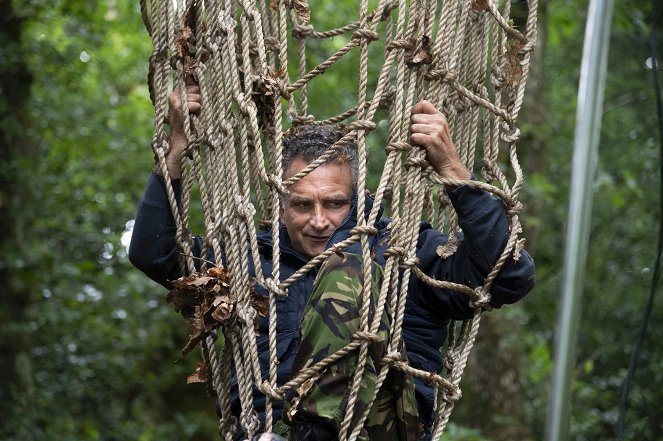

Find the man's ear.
[{"left": 279, "top": 203, "right": 285, "bottom": 224}]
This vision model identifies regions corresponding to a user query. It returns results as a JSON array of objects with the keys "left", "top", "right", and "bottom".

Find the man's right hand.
[
  {"left": 410, "top": 100, "right": 471, "bottom": 182},
  {"left": 156, "top": 85, "right": 201, "bottom": 179}
]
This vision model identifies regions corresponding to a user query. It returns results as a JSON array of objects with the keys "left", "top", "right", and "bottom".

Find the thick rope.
[{"left": 143, "top": 0, "right": 537, "bottom": 438}]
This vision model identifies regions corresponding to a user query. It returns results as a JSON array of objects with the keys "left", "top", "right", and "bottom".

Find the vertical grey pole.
[{"left": 544, "top": 1, "right": 614, "bottom": 440}]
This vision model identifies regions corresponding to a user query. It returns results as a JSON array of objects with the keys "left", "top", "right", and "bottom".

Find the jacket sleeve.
[
  {"left": 412, "top": 184, "right": 536, "bottom": 322},
  {"left": 128, "top": 172, "right": 186, "bottom": 289}
]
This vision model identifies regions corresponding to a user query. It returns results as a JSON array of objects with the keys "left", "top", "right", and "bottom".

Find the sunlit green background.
[{"left": 1, "top": 0, "right": 662, "bottom": 440}]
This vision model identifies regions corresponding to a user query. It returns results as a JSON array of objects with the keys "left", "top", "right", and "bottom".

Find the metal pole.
[{"left": 544, "top": 1, "right": 614, "bottom": 440}]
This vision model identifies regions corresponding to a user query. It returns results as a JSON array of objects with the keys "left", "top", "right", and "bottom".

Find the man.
[{"left": 129, "top": 85, "right": 536, "bottom": 440}]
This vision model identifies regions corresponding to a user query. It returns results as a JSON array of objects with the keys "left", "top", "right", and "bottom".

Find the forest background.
[{"left": 1, "top": 0, "right": 662, "bottom": 440}]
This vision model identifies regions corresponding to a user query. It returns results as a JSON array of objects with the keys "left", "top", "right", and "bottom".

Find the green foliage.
[
  {"left": 2, "top": 0, "right": 663, "bottom": 440},
  {"left": 2, "top": 1, "right": 217, "bottom": 439},
  {"left": 443, "top": 423, "right": 492, "bottom": 441},
  {"left": 517, "top": 0, "right": 663, "bottom": 439}
]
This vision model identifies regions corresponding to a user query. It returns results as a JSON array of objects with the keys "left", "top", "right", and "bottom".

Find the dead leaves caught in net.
[
  {"left": 167, "top": 266, "right": 271, "bottom": 361},
  {"left": 167, "top": 266, "right": 235, "bottom": 360}
]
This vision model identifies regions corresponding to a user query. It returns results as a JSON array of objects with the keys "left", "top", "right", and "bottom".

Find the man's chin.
[{"left": 305, "top": 246, "right": 325, "bottom": 258}]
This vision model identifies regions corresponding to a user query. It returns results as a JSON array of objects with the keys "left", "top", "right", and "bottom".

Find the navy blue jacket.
[{"left": 129, "top": 172, "right": 535, "bottom": 436}]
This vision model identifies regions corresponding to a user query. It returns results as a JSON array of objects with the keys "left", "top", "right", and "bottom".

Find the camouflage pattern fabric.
[{"left": 284, "top": 253, "right": 420, "bottom": 440}]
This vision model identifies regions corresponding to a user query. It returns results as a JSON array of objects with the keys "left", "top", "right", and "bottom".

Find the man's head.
[{"left": 280, "top": 124, "right": 358, "bottom": 258}]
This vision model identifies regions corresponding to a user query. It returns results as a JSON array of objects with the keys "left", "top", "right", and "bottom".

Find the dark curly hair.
[{"left": 282, "top": 124, "right": 358, "bottom": 189}]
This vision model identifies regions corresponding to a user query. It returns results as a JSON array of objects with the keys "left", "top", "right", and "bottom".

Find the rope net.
[{"left": 141, "top": 0, "right": 537, "bottom": 438}]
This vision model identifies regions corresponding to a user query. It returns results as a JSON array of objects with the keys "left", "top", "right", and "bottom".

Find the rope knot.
[
  {"left": 263, "top": 172, "right": 289, "bottom": 196},
  {"left": 263, "top": 36, "right": 279, "bottom": 52},
  {"left": 381, "top": 351, "right": 406, "bottom": 365},
  {"left": 239, "top": 3, "right": 256, "bottom": 21},
  {"left": 292, "top": 24, "right": 313, "bottom": 39},
  {"left": 239, "top": 410, "right": 261, "bottom": 436},
  {"left": 238, "top": 303, "right": 257, "bottom": 322},
  {"left": 292, "top": 114, "right": 316, "bottom": 125},
  {"left": 352, "top": 330, "right": 380, "bottom": 343},
  {"left": 386, "top": 38, "right": 415, "bottom": 51},
  {"left": 426, "top": 67, "right": 457, "bottom": 83},
  {"left": 352, "top": 28, "right": 380, "bottom": 42},
  {"left": 443, "top": 354, "right": 454, "bottom": 371},
  {"left": 404, "top": 156, "right": 429, "bottom": 170},
  {"left": 183, "top": 133, "right": 200, "bottom": 152},
  {"left": 265, "top": 277, "right": 287, "bottom": 297},
  {"left": 469, "top": 286, "right": 491, "bottom": 309},
  {"left": 220, "top": 120, "right": 235, "bottom": 138},
  {"left": 522, "top": 40, "right": 537, "bottom": 54},
  {"left": 351, "top": 225, "right": 378, "bottom": 236},
  {"left": 507, "top": 199, "right": 523, "bottom": 215},
  {"left": 257, "top": 380, "right": 285, "bottom": 400},
  {"left": 401, "top": 256, "right": 420, "bottom": 268},
  {"left": 236, "top": 92, "right": 255, "bottom": 115},
  {"left": 500, "top": 121, "right": 520, "bottom": 143},
  {"left": 378, "top": 87, "right": 396, "bottom": 109},
  {"left": 218, "top": 10, "right": 236, "bottom": 34},
  {"left": 441, "top": 384, "right": 462, "bottom": 404},
  {"left": 490, "top": 66, "right": 505, "bottom": 88},
  {"left": 451, "top": 94, "right": 471, "bottom": 113},
  {"left": 481, "top": 159, "right": 500, "bottom": 182},
  {"left": 384, "top": 245, "right": 406, "bottom": 259},
  {"left": 385, "top": 141, "right": 411, "bottom": 153},
  {"left": 277, "top": 78, "right": 292, "bottom": 99},
  {"left": 234, "top": 195, "right": 256, "bottom": 219},
  {"left": 348, "top": 119, "right": 376, "bottom": 132}
]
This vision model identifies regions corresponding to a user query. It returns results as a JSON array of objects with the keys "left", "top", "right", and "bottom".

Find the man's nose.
[{"left": 309, "top": 205, "right": 329, "bottom": 230}]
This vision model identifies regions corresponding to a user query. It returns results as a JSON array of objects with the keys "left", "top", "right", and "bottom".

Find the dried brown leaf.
[
  {"left": 190, "top": 276, "right": 215, "bottom": 287},
  {"left": 166, "top": 289, "right": 203, "bottom": 312},
  {"left": 472, "top": 0, "right": 488, "bottom": 12},
  {"left": 179, "top": 329, "right": 205, "bottom": 360},
  {"left": 251, "top": 293, "right": 269, "bottom": 318},
  {"left": 504, "top": 39, "right": 524, "bottom": 87},
  {"left": 209, "top": 295, "right": 235, "bottom": 322},
  {"left": 291, "top": 0, "right": 311, "bottom": 23},
  {"left": 207, "top": 266, "right": 230, "bottom": 281},
  {"left": 406, "top": 36, "right": 432, "bottom": 67},
  {"left": 187, "top": 360, "right": 208, "bottom": 384},
  {"left": 298, "top": 376, "right": 317, "bottom": 398},
  {"left": 270, "top": 68, "right": 285, "bottom": 79}
]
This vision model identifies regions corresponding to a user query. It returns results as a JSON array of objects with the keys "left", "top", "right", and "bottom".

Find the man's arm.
[
  {"left": 409, "top": 101, "right": 535, "bottom": 320},
  {"left": 128, "top": 173, "right": 184, "bottom": 289},
  {"left": 413, "top": 186, "right": 536, "bottom": 321},
  {"left": 129, "top": 85, "right": 202, "bottom": 287}
]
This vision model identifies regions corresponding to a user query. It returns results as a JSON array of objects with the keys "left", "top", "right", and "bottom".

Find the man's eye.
[
  {"left": 292, "top": 201, "right": 311, "bottom": 209},
  {"left": 327, "top": 200, "right": 348, "bottom": 209}
]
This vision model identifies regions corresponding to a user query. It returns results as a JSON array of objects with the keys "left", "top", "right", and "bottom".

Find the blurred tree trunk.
[
  {"left": 0, "top": 1, "right": 35, "bottom": 439},
  {"left": 518, "top": 0, "right": 550, "bottom": 254},
  {"left": 453, "top": 1, "right": 548, "bottom": 440}
]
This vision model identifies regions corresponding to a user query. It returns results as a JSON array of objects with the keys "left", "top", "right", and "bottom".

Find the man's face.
[{"left": 280, "top": 157, "right": 353, "bottom": 258}]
